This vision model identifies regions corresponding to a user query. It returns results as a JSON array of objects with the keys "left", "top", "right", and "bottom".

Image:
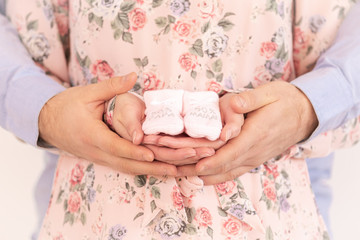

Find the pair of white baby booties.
[{"left": 142, "top": 89, "right": 222, "bottom": 141}]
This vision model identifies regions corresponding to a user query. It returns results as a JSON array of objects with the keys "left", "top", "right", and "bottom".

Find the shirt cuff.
[
  {"left": 291, "top": 67, "right": 354, "bottom": 140},
  {"left": 4, "top": 65, "right": 66, "bottom": 146}
]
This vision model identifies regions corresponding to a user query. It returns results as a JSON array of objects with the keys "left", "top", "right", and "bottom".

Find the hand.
[
  {"left": 178, "top": 81, "right": 318, "bottom": 184},
  {"left": 110, "top": 92, "right": 146, "bottom": 145},
  {"left": 143, "top": 134, "right": 223, "bottom": 165},
  {"left": 142, "top": 92, "right": 244, "bottom": 166},
  {"left": 38, "top": 73, "right": 177, "bottom": 176}
]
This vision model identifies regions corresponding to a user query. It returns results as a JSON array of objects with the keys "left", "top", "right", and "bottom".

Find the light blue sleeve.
[
  {"left": 0, "top": 0, "right": 5, "bottom": 15},
  {"left": 292, "top": 2, "right": 360, "bottom": 140},
  {"left": 0, "top": 14, "right": 66, "bottom": 146}
]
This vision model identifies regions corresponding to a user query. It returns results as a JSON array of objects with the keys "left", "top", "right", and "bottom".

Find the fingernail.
[
  {"left": 185, "top": 152, "right": 197, "bottom": 158},
  {"left": 235, "top": 96, "right": 246, "bottom": 108},
  {"left": 142, "top": 153, "right": 153, "bottom": 162},
  {"left": 124, "top": 72, "right": 136, "bottom": 82},
  {"left": 198, "top": 164, "right": 207, "bottom": 173},
  {"left": 199, "top": 154, "right": 211, "bottom": 159}
]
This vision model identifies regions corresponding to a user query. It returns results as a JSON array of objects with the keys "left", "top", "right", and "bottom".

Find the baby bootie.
[
  {"left": 142, "top": 89, "right": 184, "bottom": 135},
  {"left": 183, "top": 91, "right": 222, "bottom": 141}
]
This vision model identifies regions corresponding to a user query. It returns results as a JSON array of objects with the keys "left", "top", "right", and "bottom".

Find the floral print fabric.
[{"left": 6, "top": 0, "right": 360, "bottom": 239}]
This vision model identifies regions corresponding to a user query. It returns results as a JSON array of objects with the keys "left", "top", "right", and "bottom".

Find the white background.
[{"left": 0, "top": 127, "right": 360, "bottom": 239}]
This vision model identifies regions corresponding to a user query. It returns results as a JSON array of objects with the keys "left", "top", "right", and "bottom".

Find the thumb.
[
  {"left": 88, "top": 72, "right": 137, "bottom": 101},
  {"left": 230, "top": 84, "right": 278, "bottom": 114}
]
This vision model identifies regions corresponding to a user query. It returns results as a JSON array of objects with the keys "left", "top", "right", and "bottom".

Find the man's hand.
[
  {"left": 177, "top": 81, "right": 318, "bottom": 184},
  {"left": 38, "top": 73, "right": 177, "bottom": 176}
]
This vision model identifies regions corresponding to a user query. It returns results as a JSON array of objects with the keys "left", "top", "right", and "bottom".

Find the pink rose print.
[
  {"left": 129, "top": 8, "right": 147, "bottom": 31},
  {"left": 91, "top": 214, "right": 104, "bottom": 235},
  {"left": 222, "top": 218, "right": 243, "bottom": 236},
  {"left": 70, "top": 163, "right": 84, "bottom": 186},
  {"left": 57, "top": 0, "right": 68, "bottom": 9},
  {"left": 172, "top": 18, "right": 198, "bottom": 43},
  {"left": 264, "top": 186, "right": 277, "bottom": 201},
  {"left": 264, "top": 164, "right": 280, "bottom": 179},
  {"left": 67, "top": 192, "right": 81, "bottom": 213},
  {"left": 178, "top": 53, "right": 198, "bottom": 71},
  {"left": 198, "top": 0, "right": 220, "bottom": 19},
  {"left": 91, "top": 60, "right": 114, "bottom": 82},
  {"left": 260, "top": 41, "right": 278, "bottom": 59},
  {"left": 222, "top": 218, "right": 253, "bottom": 236},
  {"left": 293, "top": 27, "right": 309, "bottom": 54},
  {"left": 143, "top": 71, "right": 165, "bottom": 91},
  {"left": 263, "top": 179, "right": 276, "bottom": 201},
  {"left": 253, "top": 65, "right": 272, "bottom": 87},
  {"left": 207, "top": 80, "right": 222, "bottom": 93},
  {"left": 172, "top": 186, "right": 184, "bottom": 210},
  {"left": 53, "top": 233, "right": 65, "bottom": 240},
  {"left": 215, "top": 180, "right": 236, "bottom": 195},
  {"left": 195, "top": 207, "right": 212, "bottom": 227},
  {"left": 55, "top": 13, "right": 68, "bottom": 37}
]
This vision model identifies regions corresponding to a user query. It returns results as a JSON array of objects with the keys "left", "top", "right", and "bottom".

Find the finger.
[
  {"left": 112, "top": 122, "right": 133, "bottom": 142},
  {"left": 87, "top": 72, "right": 137, "bottom": 101},
  {"left": 145, "top": 144, "right": 197, "bottom": 163},
  {"left": 219, "top": 108, "right": 244, "bottom": 142},
  {"left": 200, "top": 165, "right": 254, "bottom": 185},
  {"left": 176, "top": 164, "right": 198, "bottom": 176},
  {"left": 194, "top": 147, "right": 216, "bottom": 159},
  {"left": 156, "top": 135, "right": 224, "bottom": 149},
  {"left": 142, "top": 134, "right": 162, "bottom": 145},
  {"left": 72, "top": 142, "right": 176, "bottom": 176},
  {"left": 92, "top": 147, "right": 177, "bottom": 176},
  {"left": 231, "top": 84, "right": 278, "bottom": 114},
  {"left": 93, "top": 123, "right": 154, "bottom": 162},
  {"left": 195, "top": 122, "right": 260, "bottom": 175},
  {"left": 220, "top": 123, "right": 242, "bottom": 142},
  {"left": 168, "top": 147, "right": 216, "bottom": 166}
]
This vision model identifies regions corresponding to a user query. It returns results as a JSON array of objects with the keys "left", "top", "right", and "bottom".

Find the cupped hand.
[
  {"left": 143, "top": 134, "right": 222, "bottom": 165},
  {"left": 111, "top": 92, "right": 146, "bottom": 145},
  {"left": 38, "top": 72, "right": 177, "bottom": 176},
  {"left": 177, "top": 81, "right": 318, "bottom": 185},
  {"left": 142, "top": 92, "right": 244, "bottom": 166},
  {"left": 110, "top": 92, "right": 207, "bottom": 165}
]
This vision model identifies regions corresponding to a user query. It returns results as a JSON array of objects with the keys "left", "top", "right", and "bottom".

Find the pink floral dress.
[{"left": 6, "top": 0, "right": 360, "bottom": 239}]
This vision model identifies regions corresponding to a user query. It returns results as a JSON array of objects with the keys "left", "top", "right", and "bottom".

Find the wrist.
[
  {"left": 38, "top": 99, "right": 55, "bottom": 147},
  {"left": 293, "top": 85, "right": 319, "bottom": 141}
]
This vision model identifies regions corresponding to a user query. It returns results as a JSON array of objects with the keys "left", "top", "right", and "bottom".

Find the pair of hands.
[{"left": 39, "top": 73, "right": 318, "bottom": 185}]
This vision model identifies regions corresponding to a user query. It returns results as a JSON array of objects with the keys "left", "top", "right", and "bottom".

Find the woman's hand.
[
  {"left": 39, "top": 73, "right": 177, "bottom": 176},
  {"left": 142, "top": 92, "right": 245, "bottom": 166},
  {"left": 177, "top": 81, "right": 318, "bottom": 185},
  {"left": 143, "top": 134, "right": 223, "bottom": 165}
]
